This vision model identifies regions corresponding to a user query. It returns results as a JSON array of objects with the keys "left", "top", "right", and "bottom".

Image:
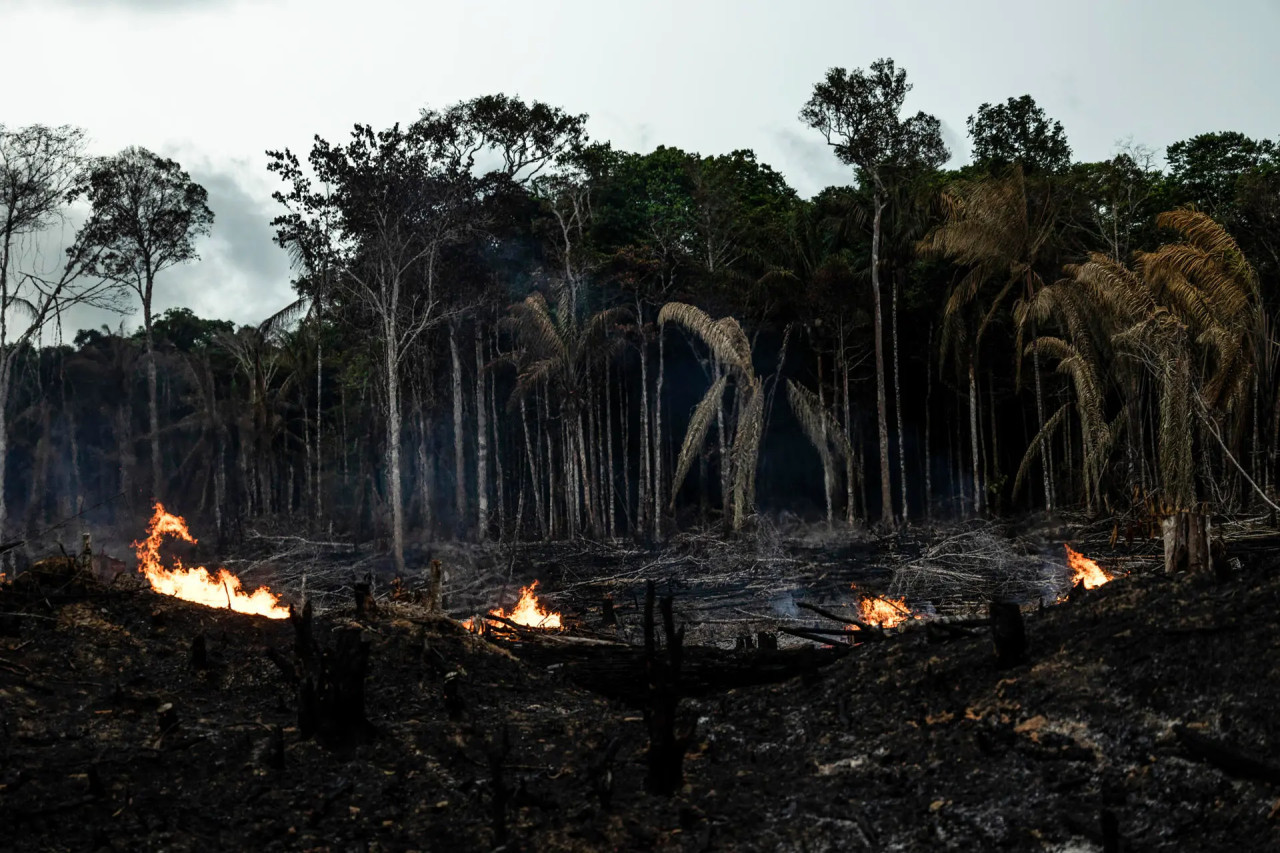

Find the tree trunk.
[
  {"left": 474, "top": 322, "right": 489, "bottom": 542},
  {"left": 449, "top": 322, "right": 466, "bottom": 539},
  {"left": 653, "top": 328, "right": 665, "bottom": 541},
  {"left": 520, "top": 398, "right": 545, "bottom": 539},
  {"left": 892, "top": 268, "right": 908, "bottom": 524},
  {"left": 716, "top": 360, "right": 730, "bottom": 520},
  {"left": 817, "top": 353, "right": 833, "bottom": 526},
  {"left": 604, "top": 360, "right": 616, "bottom": 539},
  {"left": 145, "top": 323, "right": 161, "bottom": 503},
  {"left": 870, "top": 195, "right": 893, "bottom": 527},
  {"left": 638, "top": 327, "right": 650, "bottom": 539},
  {"left": 1031, "top": 314, "right": 1054, "bottom": 511},
  {"left": 924, "top": 324, "right": 933, "bottom": 520},
  {"left": 489, "top": 341, "right": 505, "bottom": 539},
  {"left": 417, "top": 405, "right": 434, "bottom": 538},
  {"left": 1163, "top": 510, "right": 1211, "bottom": 575},
  {"left": 969, "top": 358, "right": 983, "bottom": 515},
  {"left": 384, "top": 333, "right": 406, "bottom": 577}
]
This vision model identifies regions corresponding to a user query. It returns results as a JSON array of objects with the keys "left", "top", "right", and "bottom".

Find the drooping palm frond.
[
  {"left": 657, "top": 302, "right": 752, "bottom": 376},
  {"left": 1012, "top": 402, "right": 1069, "bottom": 498},
  {"left": 669, "top": 375, "right": 729, "bottom": 508},
  {"left": 785, "top": 379, "right": 850, "bottom": 464}
]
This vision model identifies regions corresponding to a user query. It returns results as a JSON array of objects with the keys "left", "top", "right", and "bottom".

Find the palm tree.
[
  {"left": 503, "top": 283, "right": 628, "bottom": 538},
  {"left": 918, "top": 165, "right": 1057, "bottom": 515},
  {"left": 1020, "top": 209, "right": 1262, "bottom": 513},
  {"left": 659, "top": 303, "right": 765, "bottom": 532}
]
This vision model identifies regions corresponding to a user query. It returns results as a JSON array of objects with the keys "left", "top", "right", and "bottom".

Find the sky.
[{"left": 6, "top": 0, "right": 1279, "bottom": 337}]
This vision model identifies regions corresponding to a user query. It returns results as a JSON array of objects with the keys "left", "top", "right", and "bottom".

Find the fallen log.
[{"left": 1174, "top": 724, "right": 1280, "bottom": 784}]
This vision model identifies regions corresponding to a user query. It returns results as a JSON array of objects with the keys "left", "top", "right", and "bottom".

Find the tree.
[
  {"left": 0, "top": 124, "right": 116, "bottom": 541},
  {"left": 967, "top": 95, "right": 1071, "bottom": 175},
  {"left": 73, "top": 147, "right": 214, "bottom": 503},
  {"left": 800, "top": 58, "right": 949, "bottom": 526},
  {"left": 919, "top": 165, "right": 1058, "bottom": 515},
  {"left": 1166, "top": 132, "right": 1276, "bottom": 219}
]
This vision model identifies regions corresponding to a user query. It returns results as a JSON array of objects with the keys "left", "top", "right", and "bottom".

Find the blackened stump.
[{"left": 989, "top": 601, "right": 1027, "bottom": 667}]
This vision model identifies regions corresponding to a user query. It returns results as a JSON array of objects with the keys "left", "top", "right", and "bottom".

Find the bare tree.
[{"left": 0, "top": 124, "right": 117, "bottom": 539}]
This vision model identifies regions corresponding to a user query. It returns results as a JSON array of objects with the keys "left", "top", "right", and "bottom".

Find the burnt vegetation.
[{"left": 3, "top": 62, "right": 1280, "bottom": 851}]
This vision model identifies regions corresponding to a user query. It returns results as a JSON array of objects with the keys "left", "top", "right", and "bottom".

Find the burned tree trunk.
[
  {"left": 288, "top": 601, "right": 373, "bottom": 748},
  {"left": 643, "top": 581, "right": 693, "bottom": 796},
  {"left": 989, "top": 601, "right": 1027, "bottom": 668},
  {"left": 1162, "top": 510, "right": 1212, "bottom": 576}
]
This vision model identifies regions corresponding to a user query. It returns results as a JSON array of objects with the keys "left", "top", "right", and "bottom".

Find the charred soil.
[{"left": 2, "top": 534, "right": 1280, "bottom": 851}]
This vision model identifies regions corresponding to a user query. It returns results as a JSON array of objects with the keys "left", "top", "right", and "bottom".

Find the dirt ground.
[{"left": 2, "top": 527, "right": 1279, "bottom": 851}]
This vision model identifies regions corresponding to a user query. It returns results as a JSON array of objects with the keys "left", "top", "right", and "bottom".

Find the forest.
[
  {"left": 4, "top": 61, "right": 1278, "bottom": 566},
  {"left": 4, "top": 57, "right": 1280, "bottom": 850}
]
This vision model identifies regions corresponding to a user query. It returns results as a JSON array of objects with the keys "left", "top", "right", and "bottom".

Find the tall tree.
[
  {"left": 967, "top": 95, "right": 1072, "bottom": 175},
  {"left": 800, "top": 58, "right": 949, "bottom": 526},
  {"left": 73, "top": 147, "right": 213, "bottom": 503},
  {"left": 0, "top": 124, "right": 114, "bottom": 540}
]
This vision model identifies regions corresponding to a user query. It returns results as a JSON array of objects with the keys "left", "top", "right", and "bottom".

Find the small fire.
[
  {"left": 464, "top": 581, "right": 562, "bottom": 632},
  {"left": 134, "top": 503, "right": 290, "bottom": 619},
  {"left": 846, "top": 583, "right": 914, "bottom": 631},
  {"left": 1064, "top": 544, "right": 1112, "bottom": 590}
]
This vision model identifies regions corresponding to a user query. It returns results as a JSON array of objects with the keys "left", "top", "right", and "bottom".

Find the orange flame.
[
  {"left": 845, "top": 583, "right": 914, "bottom": 631},
  {"left": 133, "top": 503, "right": 290, "bottom": 619},
  {"left": 1064, "top": 544, "right": 1111, "bottom": 589},
  {"left": 465, "top": 580, "right": 562, "bottom": 631}
]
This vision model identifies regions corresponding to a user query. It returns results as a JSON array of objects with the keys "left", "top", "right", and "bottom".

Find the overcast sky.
[{"left": 7, "top": 0, "right": 1279, "bottom": 336}]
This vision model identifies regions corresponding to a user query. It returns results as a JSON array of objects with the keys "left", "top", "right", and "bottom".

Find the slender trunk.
[
  {"left": 146, "top": 324, "right": 161, "bottom": 502},
  {"left": 520, "top": 398, "right": 545, "bottom": 538},
  {"left": 716, "top": 360, "right": 729, "bottom": 518},
  {"left": 384, "top": 333, "right": 406, "bottom": 577},
  {"left": 474, "top": 322, "right": 489, "bottom": 541},
  {"left": 989, "top": 381, "right": 1000, "bottom": 515},
  {"left": 892, "top": 268, "right": 908, "bottom": 523},
  {"left": 417, "top": 406, "right": 434, "bottom": 538},
  {"left": 0, "top": 370, "right": 8, "bottom": 539},
  {"left": 638, "top": 327, "right": 650, "bottom": 538},
  {"left": 653, "top": 328, "right": 665, "bottom": 541},
  {"left": 543, "top": 392, "right": 557, "bottom": 538},
  {"left": 817, "top": 352, "right": 833, "bottom": 526},
  {"left": 969, "top": 359, "right": 983, "bottom": 515},
  {"left": 1031, "top": 310, "right": 1054, "bottom": 511},
  {"left": 449, "top": 322, "right": 466, "bottom": 538},
  {"left": 925, "top": 324, "right": 933, "bottom": 521},
  {"left": 870, "top": 194, "right": 893, "bottom": 526},
  {"left": 841, "top": 326, "right": 853, "bottom": 525},
  {"left": 605, "top": 359, "right": 616, "bottom": 539},
  {"left": 621, "top": 374, "right": 632, "bottom": 534},
  {"left": 315, "top": 308, "right": 323, "bottom": 525},
  {"left": 489, "top": 339, "right": 505, "bottom": 539}
]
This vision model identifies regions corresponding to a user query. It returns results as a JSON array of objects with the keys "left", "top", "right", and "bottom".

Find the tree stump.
[
  {"left": 643, "top": 581, "right": 693, "bottom": 796},
  {"left": 427, "top": 560, "right": 444, "bottom": 613},
  {"left": 1162, "top": 510, "right": 1212, "bottom": 576},
  {"left": 989, "top": 601, "right": 1027, "bottom": 668}
]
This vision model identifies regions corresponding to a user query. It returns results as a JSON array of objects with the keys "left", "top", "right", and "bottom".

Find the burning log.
[{"left": 989, "top": 601, "right": 1027, "bottom": 668}]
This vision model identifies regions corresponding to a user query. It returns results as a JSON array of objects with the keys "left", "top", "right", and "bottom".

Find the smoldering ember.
[{"left": 4, "top": 8, "right": 1280, "bottom": 850}]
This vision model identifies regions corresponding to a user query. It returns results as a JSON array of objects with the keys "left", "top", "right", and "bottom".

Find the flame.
[
  {"left": 465, "top": 581, "right": 562, "bottom": 632},
  {"left": 844, "top": 583, "right": 914, "bottom": 632},
  {"left": 1064, "top": 544, "right": 1112, "bottom": 589},
  {"left": 133, "top": 503, "right": 290, "bottom": 619}
]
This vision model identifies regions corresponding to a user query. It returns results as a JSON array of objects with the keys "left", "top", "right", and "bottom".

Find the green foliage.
[{"left": 967, "top": 95, "right": 1071, "bottom": 175}]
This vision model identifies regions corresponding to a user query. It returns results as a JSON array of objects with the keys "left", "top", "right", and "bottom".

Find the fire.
[
  {"left": 134, "top": 503, "right": 290, "bottom": 619},
  {"left": 465, "top": 581, "right": 562, "bottom": 632},
  {"left": 845, "top": 583, "right": 914, "bottom": 631},
  {"left": 1064, "top": 544, "right": 1112, "bottom": 590}
]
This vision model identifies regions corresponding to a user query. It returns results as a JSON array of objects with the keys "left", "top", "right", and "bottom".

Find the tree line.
[{"left": 3, "top": 59, "right": 1278, "bottom": 567}]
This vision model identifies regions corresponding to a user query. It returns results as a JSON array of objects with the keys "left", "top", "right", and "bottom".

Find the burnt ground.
[{"left": 3, "top": 530, "right": 1280, "bottom": 851}]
